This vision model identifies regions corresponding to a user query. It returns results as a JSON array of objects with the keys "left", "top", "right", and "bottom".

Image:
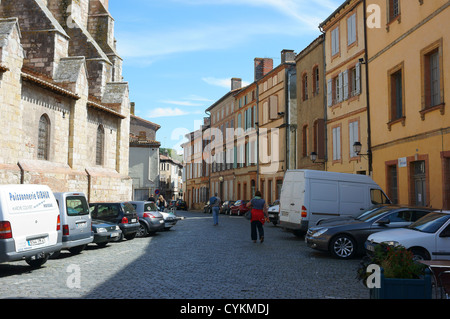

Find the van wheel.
[
  {"left": 330, "top": 235, "right": 356, "bottom": 259},
  {"left": 26, "top": 254, "right": 49, "bottom": 268},
  {"left": 68, "top": 245, "right": 86, "bottom": 255}
]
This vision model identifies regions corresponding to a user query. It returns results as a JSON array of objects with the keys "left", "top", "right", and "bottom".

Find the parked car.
[
  {"left": 175, "top": 199, "right": 188, "bottom": 210},
  {"left": 220, "top": 200, "right": 235, "bottom": 214},
  {"left": 0, "top": 184, "right": 62, "bottom": 268},
  {"left": 160, "top": 209, "right": 180, "bottom": 230},
  {"left": 230, "top": 200, "right": 249, "bottom": 216},
  {"left": 279, "top": 170, "right": 390, "bottom": 236},
  {"left": 365, "top": 211, "right": 450, "bottom": 261},
  {"left": 204, "top": 201, "right": 211, "bottom": 214},
  {"left": 129, "top": 201, "right": 165, "bottom": 237},
  {"left": 89, "top": 202, "right": 140, "bottom": 240},
  {"left": 268, "top": 203, "right": 280, "bottom": 226},
  {"left": 91, "top": 220, "right": 122, "bottom": 247},
  {"left": 53, "top": 192, "right": 93, "bottom": 255},
  {"left": 306, "top": 205, "right": 434, "bottom": 259}
]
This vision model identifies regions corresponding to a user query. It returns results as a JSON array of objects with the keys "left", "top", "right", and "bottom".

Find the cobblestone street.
[{"left": 0, "top": 210, "right": 369, "bottom": 300}]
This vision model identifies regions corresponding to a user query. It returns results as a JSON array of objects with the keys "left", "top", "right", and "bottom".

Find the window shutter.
[
  {"left": 343, "top": 70, "right": 349, "bottom": 100},
  {"left": 338, "top": 73, "right": 343, "bottom": 102},
  {"left": 327, "top": 79, "right": 332, "bottom": 107},
  {"left": 355, "top": 62, "right": 361, "bottom": 95}
]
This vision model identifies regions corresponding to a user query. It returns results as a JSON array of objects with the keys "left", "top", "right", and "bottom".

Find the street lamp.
[
  {"left": 353, "top": 141, "right": 371, "bottom": 158},
  {"left": 310, "top": 152, "right": 325, "bottom": 164}
]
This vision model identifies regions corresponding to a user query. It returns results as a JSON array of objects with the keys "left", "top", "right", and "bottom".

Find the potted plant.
[{"left": 357, "top": 243, "right": 432, "bottom": 299}]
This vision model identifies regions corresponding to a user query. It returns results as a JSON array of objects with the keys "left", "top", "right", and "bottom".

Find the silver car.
[
  {"left": 53, "top": 192, "right": 94, "bottom": 255},
  {"left": 129, "top": 201, "right": 165, "bottom": 236}
]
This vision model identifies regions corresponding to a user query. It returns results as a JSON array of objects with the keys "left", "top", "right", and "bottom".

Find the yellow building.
[
  {"left": 320, "top": 0, "right": 370, "bottom": 175},
  {"left": 367, "top": 0, "right": 450, "bottom": 209}
]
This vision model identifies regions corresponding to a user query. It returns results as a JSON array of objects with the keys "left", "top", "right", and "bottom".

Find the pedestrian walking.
[
  {"left": 157, "top": 195, "right": 167, "bottom": 212},
  {"left": 209, "top": 193, "right": 221, "bottom": 226},
  {"left": 246, "top": 191, "right": 269, "bottom": 243}
]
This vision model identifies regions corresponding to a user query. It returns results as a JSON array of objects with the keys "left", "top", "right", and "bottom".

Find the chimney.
[
  {"left": 281, "top": 49, "right": 296, "bottom": 64},
  {"left": 254, "top": 58, "right": 273, "bottom": 81},
  {"left": 231, "top": 78, "right": 242, "bottom": 91}
]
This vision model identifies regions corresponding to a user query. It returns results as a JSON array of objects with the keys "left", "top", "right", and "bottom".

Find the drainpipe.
[
  {"left": 363, "top": 0, "right": 373, "bottom": 176},
  {"left": 319, "top": 28, "right": 328, "bottom": 171}
]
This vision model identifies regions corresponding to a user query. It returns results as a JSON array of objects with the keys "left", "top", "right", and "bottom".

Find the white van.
[
  {"left": 0, "top": 184, "right": 62, "bottom": 267},
  {"left": 53, "top": 192, "right": 93, "bottom": 255},
  {"left": 279, "top": 170, "right": 390, "bottom": 236}
]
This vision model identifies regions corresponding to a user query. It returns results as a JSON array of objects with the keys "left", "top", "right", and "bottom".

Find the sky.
[{"left": 108, "top": 0, "right": 343, "bottom": 154}]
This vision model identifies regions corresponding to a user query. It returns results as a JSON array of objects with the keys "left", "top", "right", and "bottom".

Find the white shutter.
[
  {"left": 349, "top": 121, "right": 359, "bottom": 158},
  {"left": 338, "top": 73, "right": 343, "bottom": 102},
  {"left": 355, "top": 62, "right": 361, "bottom": 95},
  {"left": 343, "top": 70, "right": 349, "bottom": 100},
  {"left": 327, "top": 79, "right": 333, "bottom": 107}
]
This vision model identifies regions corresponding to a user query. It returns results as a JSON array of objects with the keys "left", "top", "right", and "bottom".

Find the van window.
[
  {"left": 66, "top": 196, "right": 89, "bottom": 216},
  {"left": 371, "top": 189, "right": 390, "bottom": 205}
]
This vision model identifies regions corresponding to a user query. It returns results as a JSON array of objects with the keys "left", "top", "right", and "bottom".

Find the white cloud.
[
  {"left": 116, "top": 0, "right": 339, "bottom": 61},
  {"left": 160, "top": 100, "right": 204, "bottom": 107},
  {"left": 202, "top": 77, "right": 250, "bottom": 89},
  {"left": 147, "top": 107, "right": 203, "bottom": 119}
]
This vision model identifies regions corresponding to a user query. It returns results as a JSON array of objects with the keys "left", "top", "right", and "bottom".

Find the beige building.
[
  {"left": 257, "top": 52, "right": 296, "bottom": 203},
  {"left": 0, "top": 0, "right": 132, "bottom": 201},
  {"left": 207, "top": 78, "right": 241, "bottom": 202},
  {"left": 295, "top": 35, "right": 326, "bottom": 170},
  {"left": 320, "top": 0, "right": 370, "bottom": 176},
  {"left": 367, "top": 0, "right": 450, "bottom": 208}
]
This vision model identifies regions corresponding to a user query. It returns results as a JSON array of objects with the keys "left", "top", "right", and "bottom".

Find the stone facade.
[{"left": 0, "top": 0, "right": 132, "bottom": 201}]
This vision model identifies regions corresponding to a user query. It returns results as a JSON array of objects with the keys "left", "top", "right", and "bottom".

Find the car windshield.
[
  {"left": 144, "top": 203, "right": 158, "bottom": 211},
  {"left": 355, "top": 206, "right": 391, "bottom": 222},
  {"left": 407, "top": 212, "right": 450, "bottom": 233}
]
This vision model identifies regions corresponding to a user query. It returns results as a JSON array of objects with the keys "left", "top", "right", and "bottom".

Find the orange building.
[
  {"left": 320, "top": 0, "right": 370, "bottom": 176},
  {"left": 367, "top": 0, "right": 450, "bottom": 208}
]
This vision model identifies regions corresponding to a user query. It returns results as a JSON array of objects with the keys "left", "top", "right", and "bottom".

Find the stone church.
[{"left": 0, "top": 0, "right": 132, "bottom": 201}]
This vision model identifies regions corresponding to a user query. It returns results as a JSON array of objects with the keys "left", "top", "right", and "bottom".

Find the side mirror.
[{"left": 377, "top": 218, "right": 391, "bottom": 226}]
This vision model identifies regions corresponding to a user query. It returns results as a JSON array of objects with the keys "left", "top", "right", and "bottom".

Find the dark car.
[
  {"left": 89, "top": 202, "right": 140, "bottom": 241},
  {"left": 91, "top": 219, "right": 122, "bottom": 247},
  {"left": 175, "top": 199, "right": 187, "bottom": 210},
  {"left": 305, "top": 205, "right": 434, "bottom": 259},
  {"left": 220, "top": 200, "right": 235, "bottom": 214},
  {"left": 129, "top": 201, "right": 165, "bottom": 237},
  {"left": 230, "top": 200, "right": 249, "bottom": 216}
]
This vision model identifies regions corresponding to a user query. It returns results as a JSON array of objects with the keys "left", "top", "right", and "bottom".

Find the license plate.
[
  {"left": 269, "top": 214, "right": 275, "bottom": 218},
  {"left": 110, "top": 232, "right": 119, "bottom": 238},
  {"left": 281, "top": 211, "right": 289, "bottom": 217},
  {"left": 76, "top": 222, "right": 87, "bottom": 229},
  {"left": 28, "top": 238, "right": 46, "bottom": 246},
  {"left": 159, "top": 220, "right": 164, "bottom": 224},
  {"left": 131, "top": 219, "right": 137, "bottom": 223},
  {"left": 366, "top": 243, "right": 375, "bottom": 252}
]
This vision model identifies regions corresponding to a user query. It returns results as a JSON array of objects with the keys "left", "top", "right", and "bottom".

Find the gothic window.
[
  {"left": 38, "top": 114, "right": 50, "bottom": 160},
  {"left": 96, "top": 125, "right": 105, "bottom": 166}
]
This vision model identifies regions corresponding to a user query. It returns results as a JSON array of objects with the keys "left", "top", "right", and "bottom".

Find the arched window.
[
  {"left": 38, "top": 114, "right": 50, "bottom": 160},
  {"left": 96, "top": 125, "right": 105, "bottom": 165}
]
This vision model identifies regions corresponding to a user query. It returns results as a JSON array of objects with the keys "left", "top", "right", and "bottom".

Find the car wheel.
[
  {"left": 136, "top": 222, "right": 148, "bottom": 237},
  {"left": 330, "top": 235, "right": 356, "bottom": 259},
  {"left": 410, "top": 248, "right": 430, "bottom": 261}
]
